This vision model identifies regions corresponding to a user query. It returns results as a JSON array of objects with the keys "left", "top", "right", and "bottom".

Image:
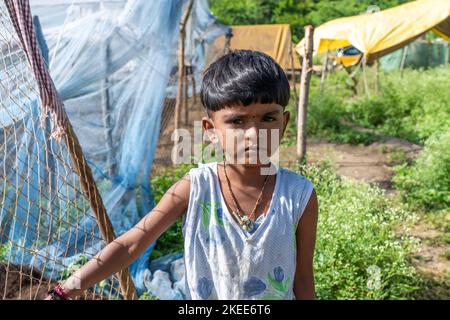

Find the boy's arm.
[
  {"left": 293, "top": 189, "right": 318, "bottom": 300},
  {"left": 57, "top": 173, "right": 191, "bottom": 299}
]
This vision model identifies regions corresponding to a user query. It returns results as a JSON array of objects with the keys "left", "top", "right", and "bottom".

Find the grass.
[{"left": 393, "top": 129, "right": 450, "bottom": 211}]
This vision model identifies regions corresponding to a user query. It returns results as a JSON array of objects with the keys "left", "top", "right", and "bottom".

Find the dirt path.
[{"left": 279, "top": 137, "right": 422, "bottom": 191}]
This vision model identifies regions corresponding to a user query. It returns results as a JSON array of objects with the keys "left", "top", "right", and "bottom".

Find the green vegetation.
[
  {"left": 0, "top": 241, "right": 12, "bottom": 264},
  {"left": 60, "top": 254, "right": 88, "bottom": 281},
  {"left": 346, "top": 67, "right": 450, "bottom": 143},
  {"left": 393, "top": 129, "right": 450, "bottom": 211},
  {"left": 298, "top": 161, "right": 420, "bottom": 299}
]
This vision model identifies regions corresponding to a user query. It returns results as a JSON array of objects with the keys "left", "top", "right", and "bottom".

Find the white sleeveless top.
[{"left": 181, "top": 161, "right": 314, "bottom": 300}]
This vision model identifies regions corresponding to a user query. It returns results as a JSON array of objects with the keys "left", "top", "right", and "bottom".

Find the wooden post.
[
  {"left": 223, "top": 29, "right": 232, "bottom": 54},
  {"left": 319, "top": 50, "right": 329, "bottom": 94},
  {"left": 174, "top": 0, "right": 194, "bottom": 165},
  {"left": 289, "top": 43, "right": 297, "bottom": 101},
  {"left": 297, "top": 25, "right": 314, "bottom": 162},
  {"left": 191, "top": 69, "right": 196, "bottom": 105},
  {"left": 183, "top": 70, "right": 188, "bottom": 125}
]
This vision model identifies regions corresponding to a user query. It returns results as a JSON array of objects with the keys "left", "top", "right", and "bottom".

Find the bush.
[
  {"left": 347, "top": 67, "right": 450, "bottom": 143},
  {"left": 306, "top": 90, "right": 376, "bottom": 145},
  {"left": 393, "top": 129, "right": 450, "bottom": 211},
  {"left": 296, "top": 162, "right": 420, "bottom": 299}
]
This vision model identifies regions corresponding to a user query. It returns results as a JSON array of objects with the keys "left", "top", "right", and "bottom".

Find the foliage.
[
  {"left": 0, "top": 241, "right": 12, "bottom": 264},
  {"left": 139, "top": 291, "right": 159, "bottom": 300},
  {"left": 296, "top": 161, "right": 421, "bottom": 299},
  {"left": 346, "top": 67, "right": 450, "bottom": 143},
  {"left": 393, "top": 129, "right": 450, "bottom": 211},
  {"left": 60, "top": 254, "right": 88, "bottom": 281}
]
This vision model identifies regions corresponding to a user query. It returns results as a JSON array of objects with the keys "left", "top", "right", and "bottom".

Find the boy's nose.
[{"left": 244, "top": 125, "right": 258, "bottom": 142}]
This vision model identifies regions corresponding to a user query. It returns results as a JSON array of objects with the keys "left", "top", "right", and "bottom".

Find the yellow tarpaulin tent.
[
  {"left": 206, "top": 24, "right": 301, "bottom": 70},
  {"left": 295, "top": 0, "right": 450, "bottom": 63}
]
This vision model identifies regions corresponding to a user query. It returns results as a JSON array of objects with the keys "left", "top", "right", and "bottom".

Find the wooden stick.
[
  {"left": 289, "top": 43, "right": 297, "bottom": 101},
  {"left": 174, "top": 0, "right": 194, "bottom": 165},
  {"left": 63, "top": 120, "right": 137, "bottom": 300},
  {"left": 183, "top": 66, "right": 189, "bottom": 126},
  {"left": 297, "top": 25, "right": 314, "bottom": 162}
]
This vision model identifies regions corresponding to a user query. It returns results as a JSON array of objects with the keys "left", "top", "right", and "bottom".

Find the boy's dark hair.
[{"left": 200, "top": 50, "right": 290, "bottom": 117}]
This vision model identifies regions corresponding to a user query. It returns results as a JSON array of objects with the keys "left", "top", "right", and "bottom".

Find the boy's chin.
[{"left": 236, "top": 156, "right": 273, "bottom": 166}]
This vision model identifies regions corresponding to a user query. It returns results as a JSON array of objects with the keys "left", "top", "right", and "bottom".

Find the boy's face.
[{"left": 202, "top": 102, "right": 290, "bottom": 166}]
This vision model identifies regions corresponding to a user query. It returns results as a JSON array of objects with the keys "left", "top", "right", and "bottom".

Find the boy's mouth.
[{"left": 244, "top": 145, "right": 258, "bottom": 152}]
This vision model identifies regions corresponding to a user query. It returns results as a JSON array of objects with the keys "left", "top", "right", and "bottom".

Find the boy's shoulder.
[{"left": 277, "top": 164, "right": 314, "bottom": 188}]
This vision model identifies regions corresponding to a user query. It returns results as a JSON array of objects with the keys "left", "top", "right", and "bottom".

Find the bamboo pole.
[
  {"left": 289, "top": 43, "right": 297, "bottom": 101},
  {"left": 297, "top": 25, "right": 314, "bottom": 162},
  {"left": 64, "top": 120, "right": 137, "bottom": 300},
  {"left": 183, "top": 66, "right": 189, "bottom": 126},
  {"left": 174, "top": 0, "right": 194, "bottom": 165}
]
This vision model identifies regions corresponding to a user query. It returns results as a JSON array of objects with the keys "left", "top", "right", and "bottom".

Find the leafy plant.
[
  {"left": 393, "top": 129, "right": 450, "bottom": 211},
  {"left": 296, "top": 161, "right": 421, "bottom": 299}
]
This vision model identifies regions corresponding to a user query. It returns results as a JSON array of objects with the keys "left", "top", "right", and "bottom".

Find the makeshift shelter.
[
  {"left": 206, "top": 24, "right": 301, "bottom": 70},
  {"left": 295, "top": 0, "right": 450, "bottom": 64}
]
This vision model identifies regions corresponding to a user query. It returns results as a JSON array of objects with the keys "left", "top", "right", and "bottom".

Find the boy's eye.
[
  {"left": 230, "top": 118, "right": 243, "bottom": 125},
  {"left": 263, "top": 116, "right": 276, "bottom": 122}
]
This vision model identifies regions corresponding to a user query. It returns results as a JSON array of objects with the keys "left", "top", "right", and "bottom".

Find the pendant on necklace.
[{"left": 241, "top": 215, "right": 254, "bottom": 232}]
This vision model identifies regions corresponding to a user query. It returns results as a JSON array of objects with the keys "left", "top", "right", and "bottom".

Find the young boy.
[{"left": 47, "top": 50, "right": 318, "bottom": 300}]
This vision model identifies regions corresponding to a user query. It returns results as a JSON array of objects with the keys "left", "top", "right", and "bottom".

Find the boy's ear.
[
  {"left": 202, "top": 116, "right": 218, "bottom": 143},
  {"left": 282, "top": 110, "right": 290, "bottom": 137}
]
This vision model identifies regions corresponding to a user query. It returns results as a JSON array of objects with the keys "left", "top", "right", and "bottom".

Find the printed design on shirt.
[
  {"left": 261, "top": 266, "right": 291, "bottom": 299},
  {"left": 200, "top": 200, "right": 225, "bottom": 230},
  {"left": 197, "top": 277, "right": 213, "bottom": 300},
  {"left": 205, "top": 224, "right": 227, "bottom": 245},
  {"left": 243, "top": 276, "right": 267, "bottom": 298}
]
